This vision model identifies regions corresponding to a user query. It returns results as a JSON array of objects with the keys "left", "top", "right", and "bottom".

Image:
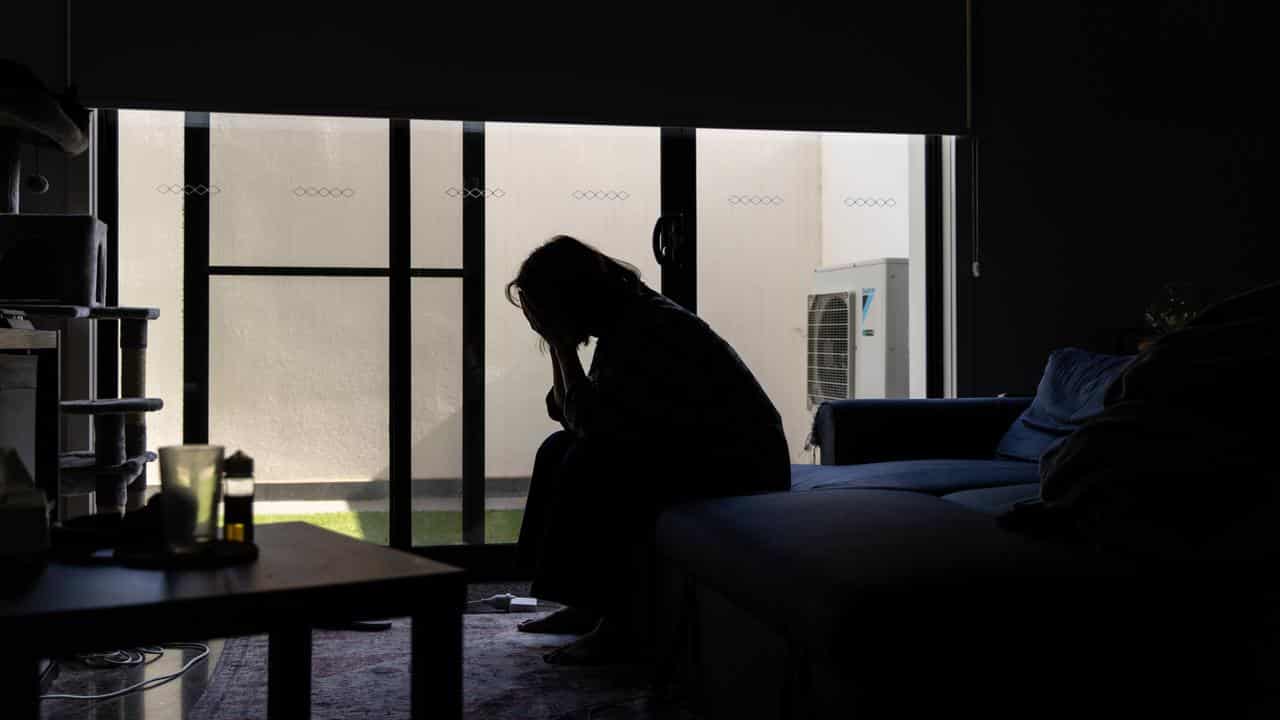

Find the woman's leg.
[
  {"left": 536, "top": 435, "right": 667, "bottom": 663},
  {"left": 517, "top": 431, "right": 601, "bottom": 635},
  {"left": 516, "top": 430, "right": 574, "bottom": 573},
  {"left": 538, "top": 433, "right": 791, "bottom": 663},
  {"left": 526, "top": 435, "right": 628, "bottom": 611}
]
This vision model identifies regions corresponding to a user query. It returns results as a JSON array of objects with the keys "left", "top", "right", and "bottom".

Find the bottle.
[{"left": 222, "top": 450, "right": 255, "bottom": 543}]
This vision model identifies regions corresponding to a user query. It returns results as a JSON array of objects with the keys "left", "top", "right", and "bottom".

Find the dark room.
[{"left": 2, "top": 2, "right": 1275, "bottom": 718}]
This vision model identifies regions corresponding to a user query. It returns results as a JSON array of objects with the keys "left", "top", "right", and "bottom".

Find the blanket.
[{"left": 1033, "top": 281, "right": 1280, "bottom": 556}]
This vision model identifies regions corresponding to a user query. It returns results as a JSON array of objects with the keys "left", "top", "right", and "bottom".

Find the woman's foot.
[
  {"left": 517, "top": 606, "right": 600, "bottom": 635},
  {"left": 542, "top": 618, "right": 636, "bottom": 666}
]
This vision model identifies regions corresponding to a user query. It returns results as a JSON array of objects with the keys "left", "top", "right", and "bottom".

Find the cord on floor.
[{"left": 40, "top": 643, "right": 211, "bottom": 703}]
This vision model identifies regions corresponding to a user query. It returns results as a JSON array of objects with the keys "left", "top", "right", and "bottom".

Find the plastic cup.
[{"left": 158, "top": 445, "right": 225, "bottom": 548}]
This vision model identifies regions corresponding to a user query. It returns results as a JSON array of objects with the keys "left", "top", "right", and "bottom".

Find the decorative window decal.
[
  {"left": 293, "top": 186, "right": 356, "bottom": 198},
  {"left": 156, "top": 184, "right": 221, "bottom": 195},
  {"left": 843, "top": 196, "right": 897, "bottom": 208},
  {"left": 444, "top": 187, "right": 505, "bottom": 199},
  {"left": 571, "top": 190, "right": 630, "bottom": 201},
  {"left": 727, "top": 195, "right": 784, "bottom": 206}
]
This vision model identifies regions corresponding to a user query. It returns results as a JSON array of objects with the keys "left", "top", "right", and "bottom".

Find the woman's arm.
[
  {"left": 551, "top": 347, "right": 567, "bottom": 406},
  {"left": 551, "top": 340, "right": 588, "bottom": 398},
  {"left": 550, "top": 339, "right": 598, "bottom": 435},
  {"left": 546, "top": 348, "right": 567, "bottom": 423}
]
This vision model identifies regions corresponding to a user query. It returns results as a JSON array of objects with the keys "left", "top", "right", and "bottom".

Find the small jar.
[{"left": 222, "top": 450, "right": 255, "bottom": 542}]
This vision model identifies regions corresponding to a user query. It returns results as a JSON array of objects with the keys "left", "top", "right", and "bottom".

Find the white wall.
[
  {"left": 697, "top": 130, "right": 923, "bottom": 461},
  {"left": 484, "top": 123, "right": 661, "bottom": 479},
  {"left": 697, "top": 129, "right": 822, "bottom": 462},
  {"left": 117, "top": 111, "right": 185, "bottom": 484},
  {"left": 817, "top": 133, "right": 926, "bottom": 398},
  {"left": 819, "top": 134, "right": 912, "bottom": 267}
]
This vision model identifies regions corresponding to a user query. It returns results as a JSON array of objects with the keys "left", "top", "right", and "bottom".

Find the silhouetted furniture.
[
  {"left": 0, "top": 327, "right": 58, "bottom": 502},
  {"left": 0, "top": 304, "right": 163, "bottom": 517},
  {"left": 657, "top": 369, "right": 1272, "bottom": 717},
  {"left": 0, "top": 522, "right": 464, "bottom": 720}
]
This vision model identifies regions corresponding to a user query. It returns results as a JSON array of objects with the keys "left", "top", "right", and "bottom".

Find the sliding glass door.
[
  {"left": 110, "top": 109, "right": 948, "bottom": 570},
  {"left": 478, "top": 122, "right": 660, "bottom": 544}
]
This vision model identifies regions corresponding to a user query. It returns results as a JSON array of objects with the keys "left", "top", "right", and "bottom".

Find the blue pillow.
[{"left": 996, "top": 348, "right": 1134, "bottom": 462}]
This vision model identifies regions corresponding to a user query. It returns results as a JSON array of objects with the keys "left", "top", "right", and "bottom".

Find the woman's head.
[{"left": 506, "top": 235, "right": 642, "bottom": 344}]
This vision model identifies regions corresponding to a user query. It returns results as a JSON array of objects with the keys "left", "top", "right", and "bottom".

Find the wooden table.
[{"left": 0, "top": 522, "right": 464, "bottom": 719}]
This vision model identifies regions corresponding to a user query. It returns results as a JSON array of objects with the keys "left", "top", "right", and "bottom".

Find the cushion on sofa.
[
  {"left": 995, "top": 348, "right": 1133, "bottom": 462},
  {"left": 941, "top": 483, "right": 1040, "bottom": 515},
  {"left": 790, "top": 459, "right": 1038, "bottom": 496}
]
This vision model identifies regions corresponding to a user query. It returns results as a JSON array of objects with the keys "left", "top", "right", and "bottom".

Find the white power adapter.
[{"left": 482, "top": 593, "right": 539, "bottom": 612}]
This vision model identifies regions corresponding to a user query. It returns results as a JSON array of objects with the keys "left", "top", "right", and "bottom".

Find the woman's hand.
[
  {"left": 520, "top": 294, "right": 549, "bottom": 339},
  {"left": 551, "top": 339, "right": 588, "bottom": 399},
  {"left": 521, "top": 294, "right": 577, "bottom": 350},
  {"left": 550, "top": 343, "right": 566, "bottom": 408}
]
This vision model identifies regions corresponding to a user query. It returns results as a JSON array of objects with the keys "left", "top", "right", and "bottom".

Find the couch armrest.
[{"left": 812, "top": 398, "right": 1032, "bottom": 465}]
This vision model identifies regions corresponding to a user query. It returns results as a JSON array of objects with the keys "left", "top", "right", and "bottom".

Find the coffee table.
[{"left": 0, "top": 522, "right": 464, "bottom": 719}]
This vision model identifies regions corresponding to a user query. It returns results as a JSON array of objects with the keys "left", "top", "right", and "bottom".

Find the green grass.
[{"left": 255, "top": 510, "right": 525, "bottom": 545}]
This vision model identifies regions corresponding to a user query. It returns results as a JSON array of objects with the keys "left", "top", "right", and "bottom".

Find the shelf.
[
  {"left": 60, "top": 398, "right": 164, "bottom": 414},
  {"left": 59, "top": 451, "right": 156, "bottom": 494},
  {"left": 0, "top": 328, "right": 57, "bottom": 350},
  {"left": 60, "top": 451, "right": 157, "bottom": 473},
  {"left": 0, "top": 304, "right": 160, "bottom": 320}
]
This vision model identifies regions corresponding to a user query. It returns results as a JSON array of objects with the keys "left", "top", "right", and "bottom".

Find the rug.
[{"left": 188, "top": 613, "right": 698, "bottom": 720}]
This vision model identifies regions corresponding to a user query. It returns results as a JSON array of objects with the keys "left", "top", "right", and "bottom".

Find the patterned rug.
[{"left": 189, "top": 613, "right": 698, "bottom": 720}]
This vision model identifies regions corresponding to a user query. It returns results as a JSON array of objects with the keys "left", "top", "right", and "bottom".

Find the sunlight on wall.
[{"left": 117, "top": 110, "right": 184, "bottom": 485}]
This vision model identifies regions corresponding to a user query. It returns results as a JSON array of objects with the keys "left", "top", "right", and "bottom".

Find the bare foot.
[
  {"left": 543, "top": 618, "right": 635, "bottom": 665},
  {"left": 517, "top": 606, "right": 600, "bottom": 635}
]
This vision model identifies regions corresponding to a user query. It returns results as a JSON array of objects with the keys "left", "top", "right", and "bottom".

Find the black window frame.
[{"left": 96, "top": 112, "right": 948, "bottom": 577}]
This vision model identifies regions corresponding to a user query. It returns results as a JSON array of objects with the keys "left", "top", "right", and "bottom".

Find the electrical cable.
[
  {"left": 75, "top": 646, "right": 163, "bottom": 668},
  {"left": 468, "top": 593, "right": 540, "bottom": 612},
  {"left": 39, "top": 643, "right": 210, "bottom": 702}
]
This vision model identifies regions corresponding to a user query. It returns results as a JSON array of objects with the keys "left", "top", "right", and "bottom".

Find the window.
[
  {"left": 111, "top": 110, "right": 953, "bottom": 566},
  {"left": 696, "top": 130, "right": 933, "bottom": 462}
]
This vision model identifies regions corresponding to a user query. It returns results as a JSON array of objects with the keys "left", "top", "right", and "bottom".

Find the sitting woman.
[{"left": 510, "top": 235, "right": 790, "bottom": 665}]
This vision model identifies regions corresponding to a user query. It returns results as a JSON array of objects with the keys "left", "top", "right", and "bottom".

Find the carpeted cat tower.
[{"left": 1, "top": 58, "right": 163, "bottom": 518}]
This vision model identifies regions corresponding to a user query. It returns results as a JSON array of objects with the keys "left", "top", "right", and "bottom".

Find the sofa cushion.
[
  {"left": 941, "top": 483, "right": 1040, "bottom": 515},
  {"left": 790, "top": 459, "right": 1038, "bottom": 496},
  {"left": 657, "top": 489, "right": 1137, "bottom": 661},
  {"left": 996, "top": 348, "right": 1133, "bottom": 462}
]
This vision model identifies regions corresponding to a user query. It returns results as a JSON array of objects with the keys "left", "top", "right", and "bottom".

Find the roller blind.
[{"left": 70, "top": 1, "right": 966, "bottom": 133}]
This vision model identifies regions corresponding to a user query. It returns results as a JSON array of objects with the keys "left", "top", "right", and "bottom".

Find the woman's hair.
[{"left": 506, "top": 235, "right": 642, "bottom": 339}]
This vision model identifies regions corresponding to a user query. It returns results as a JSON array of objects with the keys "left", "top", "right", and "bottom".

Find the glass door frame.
[{"left": 95, "top": 109, "right": 949, "bottom": 577}]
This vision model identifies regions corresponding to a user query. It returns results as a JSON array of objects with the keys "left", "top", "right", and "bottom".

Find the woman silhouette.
[{"left": 510, "top": 235, "right": 790, "bottom": 665}]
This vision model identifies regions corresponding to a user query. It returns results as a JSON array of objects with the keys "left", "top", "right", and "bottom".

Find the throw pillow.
[{"left": 995, "top": 348, "right": 1134, "bottom": 462}]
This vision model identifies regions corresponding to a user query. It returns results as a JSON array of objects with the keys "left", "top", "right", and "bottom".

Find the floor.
[{"left": 35, "top": 583, "right": 562, "bottom": 720}]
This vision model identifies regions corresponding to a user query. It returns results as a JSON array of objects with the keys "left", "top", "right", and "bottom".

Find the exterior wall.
[
  {"left": 698, "top": 129, "right": 822, "bottom": 463},
  {"left": 484, "top": 123, "right": 661, "bottom": 479},
  {"left": 819, "top": 134, "right": 912, "bottom": 267},
  {"left": 117, "top": 111, "right": 185, "bottom": 484}
]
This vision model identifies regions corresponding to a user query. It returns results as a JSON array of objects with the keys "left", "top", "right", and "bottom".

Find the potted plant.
[{"left": 1139, "top": 282, "right": 1209, "bottom": 351}]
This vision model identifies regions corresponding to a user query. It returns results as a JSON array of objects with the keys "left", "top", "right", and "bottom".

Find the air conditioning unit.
[{"left": 807, "top": 259, "right": 908, "bottom": 406}]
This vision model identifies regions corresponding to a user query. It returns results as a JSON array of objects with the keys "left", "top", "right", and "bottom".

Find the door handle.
[
  {"left": 652, "top": 214, "right": 685, "bottom": 268},
  {"left": 652, "top": 216, "right": 665, "bottom": 265}
]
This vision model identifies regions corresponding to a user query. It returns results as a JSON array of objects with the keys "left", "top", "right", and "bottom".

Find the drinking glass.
[{"left": 159, "top": 445, "right": 225, "bottom": 548}]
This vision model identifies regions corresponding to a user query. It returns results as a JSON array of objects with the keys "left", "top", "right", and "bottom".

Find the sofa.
[{"left": 654, "top": 344, "right": 1277, "bottom": 719}]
